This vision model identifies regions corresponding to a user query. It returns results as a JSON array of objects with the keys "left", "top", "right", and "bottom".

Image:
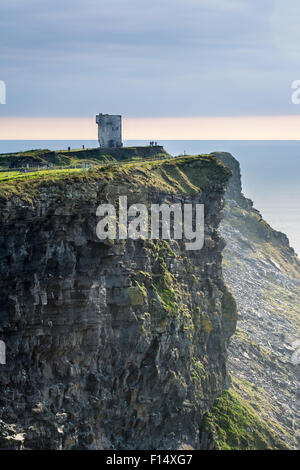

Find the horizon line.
[{"left": 1, "top": 115, "right": 300, "bottom": 140}]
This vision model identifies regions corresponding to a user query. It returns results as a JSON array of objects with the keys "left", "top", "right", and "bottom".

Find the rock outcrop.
[
  {"left": 213, "top": 152, "right": 300, "bottom": 449},
  {"left": 0, "top": 155, "right": 236, "bottom": 449}
]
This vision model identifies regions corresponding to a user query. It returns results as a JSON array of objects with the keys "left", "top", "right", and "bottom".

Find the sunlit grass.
[{"left": 0, "top": 167, "right": 87, "bottom": 182}]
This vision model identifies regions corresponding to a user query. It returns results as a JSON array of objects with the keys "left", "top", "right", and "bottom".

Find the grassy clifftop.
[
  {"left": 200, "top": 384, "right": 290, "bottom": 450},
  {"left": 0, "top": 153, "right": 231, "bottom": 203},
  {"left": 0, "top": 145, "right": 169, "bottom": 169}
]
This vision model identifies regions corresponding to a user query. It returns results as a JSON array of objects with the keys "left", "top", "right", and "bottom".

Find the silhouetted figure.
[
  {"left": 82, "top": 145, "right": 85, "bottom": 150},
  {"left": 68, "top": 146, "right": 71, "bottom": 151}
]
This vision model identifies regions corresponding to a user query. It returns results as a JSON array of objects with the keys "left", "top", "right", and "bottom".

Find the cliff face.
[
  {"left": 0, "top": 156, "right": 236, "bottom": 449},
  {"left": 210, "top": 152, "right": 300, "bottom": 449}
]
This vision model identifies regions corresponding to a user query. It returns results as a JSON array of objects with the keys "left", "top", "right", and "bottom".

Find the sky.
[{"left": 1, "top": 0, "right": 300, "bottom": 138}]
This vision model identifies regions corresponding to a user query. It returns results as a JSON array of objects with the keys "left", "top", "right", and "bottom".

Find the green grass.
[
  {"left": 201, "top": 388, "right": 291, "bottom": 450},
  {"left": 151, "top": 242, "right": 179, "bottom": 318},
  {"left": 0, "top": 154, "right": 231, "bottom": 202},
  {"left": 0, "top": 145, "right": 169, "bottom": 170},
  {"left": 0, "top": 171, "right": 23, "bottom": 181},
  {"left": 152, "top": 277, "right": 178, "bottom": 317},
  {"left": 0, "top": 168, "right": 85, "bottom": 182}
]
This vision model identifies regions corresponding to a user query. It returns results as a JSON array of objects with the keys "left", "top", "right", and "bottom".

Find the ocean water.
[{"left": 1, "top": 140, "right": 300, "bottom": 256}]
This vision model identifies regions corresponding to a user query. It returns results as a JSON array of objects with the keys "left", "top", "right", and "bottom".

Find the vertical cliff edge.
[
  {"left": 201, "top": 152, "right": 300, "bottom": 450},
  {"left": 0, "top": 155, "right": 237, "bottom": 450}
]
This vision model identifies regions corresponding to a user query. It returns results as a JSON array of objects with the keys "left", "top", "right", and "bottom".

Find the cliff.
[
  {"left": 202, "top": 152, "right": 300, "bottom": 449},
  {"left": 0, "top": 155, "right": 237, "bottom": 449}
]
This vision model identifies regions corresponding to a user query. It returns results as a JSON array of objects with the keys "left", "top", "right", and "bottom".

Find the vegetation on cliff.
[
  {"left": 0, "top": 146, "right": 169, "bottom": 169},
  {"left": 0, "top": 153, "right": 231, "bottom": 203},
  {"left": 216, "top": 151, "right": 300, "bottom": 450},
  {"left": 0, "top": 147, "right": 235, "bottom": 449},
  {"left": 200, "top": 385, "right": 290, "bottom": 450}
]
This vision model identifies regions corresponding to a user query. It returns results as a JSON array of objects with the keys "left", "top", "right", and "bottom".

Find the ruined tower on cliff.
[{"left": 96, "top": 114, "right": 122, "bottom": 148}]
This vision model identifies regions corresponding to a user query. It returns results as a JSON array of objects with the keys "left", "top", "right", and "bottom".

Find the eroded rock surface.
[
  {"left": 214, "top": 152, "right": 300, "bottom": 449},
  {"left": 0, "top": 156, "right": 236, "bottom": 449}
]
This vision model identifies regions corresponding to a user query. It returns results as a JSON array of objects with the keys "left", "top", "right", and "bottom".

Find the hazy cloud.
[{"left": 0, "top": 0, "right": 298, "bottom": 117}]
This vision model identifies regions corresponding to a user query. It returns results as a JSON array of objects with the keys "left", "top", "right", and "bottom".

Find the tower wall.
[{"left": 96, "top": 114, "right": 122, "bottom": 148}]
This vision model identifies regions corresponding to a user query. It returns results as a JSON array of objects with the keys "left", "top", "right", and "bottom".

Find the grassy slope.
[
  {"left": 201, "top": 384, "right": 290, "bottom": 450},
  {"left": 0, "top": 146, "right": 169, "bottom": 169},
  {"left": 0, "top": 154, "right": 230, "bottom": 202}
]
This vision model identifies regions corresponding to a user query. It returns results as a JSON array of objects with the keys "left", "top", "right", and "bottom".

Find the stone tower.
[{"left": 96, "top": 113, "right": 122, "bottom": 148}]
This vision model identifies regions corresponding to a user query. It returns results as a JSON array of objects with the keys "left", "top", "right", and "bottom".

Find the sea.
[{"left": 1, "top": 140, "right": 299, "bottom": 256}]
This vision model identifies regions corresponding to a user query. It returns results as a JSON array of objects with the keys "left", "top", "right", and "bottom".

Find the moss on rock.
[{"left": 200, "top": 389, "right": 291, "bottom": 450}]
